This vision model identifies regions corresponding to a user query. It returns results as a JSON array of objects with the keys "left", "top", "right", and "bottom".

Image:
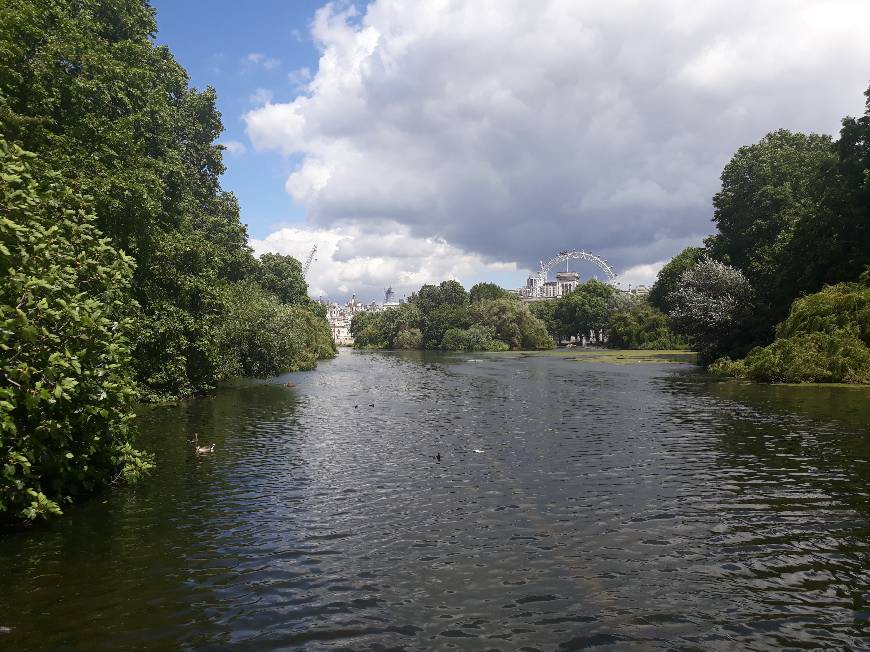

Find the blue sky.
[{"left": 152, "top": 0, "right": 325, "bottom": 240}]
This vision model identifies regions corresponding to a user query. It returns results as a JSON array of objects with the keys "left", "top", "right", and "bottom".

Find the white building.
[{"left": 325, "top": 288, "right": 405, "bottom": 345}]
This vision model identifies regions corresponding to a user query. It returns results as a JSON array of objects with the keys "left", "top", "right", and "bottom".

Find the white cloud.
[
  {"left": 250, "top": 222, "right": 524, "bottom": 301},
  {"left": 243, "top": 52, "right": 280, "bottom": 70},
  {"left": 244, "top": 0, "right": 870, "bottom": 294},
  {"left": 220, "top": 140, "right": 246, "bottom": 156},
  {"left": 613, "top": 261, "right": 667, "bottom": 290},
  {"left": 249, "top": 88, "right": 274, "bottom": 106}
]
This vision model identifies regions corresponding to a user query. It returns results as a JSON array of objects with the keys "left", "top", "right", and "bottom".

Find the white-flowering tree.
[{"left": 667, "top": 257, "right": 753, "bottom": 362}]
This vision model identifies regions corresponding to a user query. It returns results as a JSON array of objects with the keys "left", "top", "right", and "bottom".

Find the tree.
[
  {"left": 351, "top": 312, "right": 387, "bottom": 348},
  {"left": 554, "top": 280, "right": 615, "bottom": 342},
  {"left": 376, "top": 303, "right": 423, "bottom": 348},
  {"left": 255, "top": 253, "right": 308, "bottom": 305},
  {"left": 422, "top": 304, "right": 470, "bottom": 349},
  {"left": 441, "top": 325, "right": 508, "bottom": 352},
  {"left": 409, "top": 284, "right": 443, "bottom": 314},
  {"left": 439, "top": 280, "right": 469, "bottom": 306},
  {"left": 470, "top": 298, "right": 552, "bottom": 350},
  {"left": 469, "top": 282, "right": 509, "bottom": 303},
  {"left": 607, "top": 301, "right": 685, "bottom": 350},
  {"left": 215, "top": 283, "right": 335, "bottom": 378},
  {"left": 0, "top": 0, "right": 332, "bottom": 400},
  {"left": 0, "top": 139, "right": 152, "bottom": 523},
  {"left": 788, "top": 85, "right": 870, "bottom": 295},
  {"left": 529, "top": 300, "right": 560, "bottom": 342},
  {"left": 668, "top": 257, "right": 753, "bottom": 362},
  {"left": 705, "top": 130, "right": 835, "bottom": 343},
  {"left": 394, "top": 328, "right": 423, "bottom": 349},
  {"left": 648, "top": 247, "right": 704, "bottom": 314}
]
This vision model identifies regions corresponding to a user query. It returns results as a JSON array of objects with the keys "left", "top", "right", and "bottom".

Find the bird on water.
[{"left": 190, "top": 433, "right": 216, "bottom": 454}]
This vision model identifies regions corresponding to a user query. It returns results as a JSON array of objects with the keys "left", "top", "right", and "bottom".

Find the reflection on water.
[{"left": 1, "top": 350, "right": 869, "bottom": 650}]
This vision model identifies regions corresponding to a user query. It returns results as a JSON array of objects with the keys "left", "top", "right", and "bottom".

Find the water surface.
[{"left": 2, "top": 350, "right": 870, "bottom": 650}]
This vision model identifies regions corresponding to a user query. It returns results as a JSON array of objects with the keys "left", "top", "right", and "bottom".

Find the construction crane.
[{"left": 302, "top": 244, "right": 317, "bottom": 277}]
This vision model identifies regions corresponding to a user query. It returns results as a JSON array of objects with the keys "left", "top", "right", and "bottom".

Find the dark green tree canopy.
[
  {"left": 0, "top": 0, "right": 332, "bottom": 400},
  {"left": 255, "top": 253, "right": 309, "bottom": 305},
  {"left": 648, "top": 246, "right": 704, "bottom": 314},
  {"left": 469, "top": 282, "right": 509, "bottom": 303}
]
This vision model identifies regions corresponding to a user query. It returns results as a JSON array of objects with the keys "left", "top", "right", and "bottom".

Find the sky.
[{"left": 152, "top": 0, "right": 870, "bottom": 302}]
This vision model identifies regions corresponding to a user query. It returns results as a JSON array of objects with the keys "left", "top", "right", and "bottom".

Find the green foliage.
[
  {"left": 215, "top": 283, "right": 335, "bottom": 379},
  {"left": 706, "top": 130, "right": 836, "bottom": 344},
  {"left": 469, "top": 282, "right": 509, "bottom": 303},
  {"left": 394, "top": 328, "right": 422, "bottom": 349},
  {"left": 469, "top": 298, "right": 552, "bottom": 350},
  {"left": 350, "top": 311, "right": 388, "bottom": 349},
  {"left": 776, "top": 279, "right": 870, "bottom": 344},
  {"left": 553, "top": 280, "right": 615, "bottom": 342},
  {"left": 354, "top": 281, "right": 551, "bottom": 351},
  {"left": 529, "top": 300, "right": 560, "bottom": 341},
  {"left": 350, "top": 304, "right": 423, "bottom": 349},
  {"left": 788, "top": 89, "right": 870, "bottom": 297},
  {"left": 0, "top": 0, "right": 334, "bottom": 400},
  {"left": 0, "top": 139, "right": 151, "bottom": 523},
  {"left": 710, "top": 279, "right": 870, "bottom": 384},
  {"left": 713, "top": 332, "right": 870, "bottom": 384},
  {"left": 607, "top": 301, "right": 687, "bottom": 350},
  {"left": 648, "top": 247, "right": 704, "bottom": 314},
  {"left": 667, "top": 257, "right": 753, "bottom": 363},
  {"left": 254, "top": 253, "right": 309, "bottom": 306},
  {"left": 422, "top": 304, "right": 470, "bottom": 349},
  {"left": 441, "top": 325, "right": 508, "bottom": 352},
  {"left": 409, "top": 280, "right": 469, "bottom": 314}
]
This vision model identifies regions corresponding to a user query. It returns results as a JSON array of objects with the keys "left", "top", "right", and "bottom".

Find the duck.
[{"left": 190, "top": 433, "right": 216, "bottom": 454}]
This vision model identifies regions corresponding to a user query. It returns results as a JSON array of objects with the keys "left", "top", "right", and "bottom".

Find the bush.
[
  {"left": 441, "top": 325, "right": 508, "bottom": 352},
  {"left": 470, "top": 298, "right": 553, "bottom": 350},
  {"left": 0, "top": 140, "right": 152, "bottom": 523},
  {"left": 739, "top": 330, "right": 870, "bottom": 383},
  {"left": 215, "top": 282, "right": 335, "bottom": 378},
  {"left": 394, "top": 328, "right": 422, "bottom": 349},
  {"left": 668, "top": 257, "right": 753, "bottom": 362},
  {"left": 710, "top": 278, "right": 870, "bottom": 384},
  {"left": 607, "top": 302, "right": 687, "bottom": 350}
]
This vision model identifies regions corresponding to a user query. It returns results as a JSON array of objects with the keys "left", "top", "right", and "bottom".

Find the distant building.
[
  {"left": 325, "top": 287, "right": 405, "bottom": 345},
  {"left": 519, "top": 270, "right": 581, "bottom": 301}
]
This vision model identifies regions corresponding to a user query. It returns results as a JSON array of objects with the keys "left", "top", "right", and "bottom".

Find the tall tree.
[
  {"left": 789, "top": 84, "right": 870, "bottom": 294},
  {"left": 668, "top": 257, "right": 753, "bottom": 362},
  {"left": 0, "top": 0, "right": 330, "bottom": 399},
  {"left": 469, "top": 282, "right": 509, "bottom": 303},
  {"left": 706, "top": 130, "right": 835, "bottom": 343},
  {"left": 648, "top": 246, "right": 704, "bottom": 314},
  {"left": 255, "top": 253, "right": 309, "bottom": 305}
]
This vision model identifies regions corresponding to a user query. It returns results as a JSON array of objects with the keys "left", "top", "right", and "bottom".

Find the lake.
[{"left": 2, "top": 349, "right": 869, "bottom": 650}]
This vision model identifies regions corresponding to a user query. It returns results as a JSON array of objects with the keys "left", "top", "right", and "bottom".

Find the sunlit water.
[{"left": 2, "top": 349, "right": 870, "bottom": 650}]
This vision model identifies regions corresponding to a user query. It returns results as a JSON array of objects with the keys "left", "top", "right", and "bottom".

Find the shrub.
[
  {"left": 440, "top": 325, "right": 508, "bottom": 352},
  {"left": 0, "top": 140, "right": 152, "bottom": 523},
  {"left": 394, "top": 328, "right": 423, "bottom": 349},
  {"left": 607, "top": 302, "right": 687, "bottom": 350},
  {"left": 215, "top": 282, "right": 335, "bottom": 378},
  {"left": 668, "top": 257, "right": 753, "bottom": 362},
  {"left": 710, "top": 278, "right": 870, "bottom": 384}
]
